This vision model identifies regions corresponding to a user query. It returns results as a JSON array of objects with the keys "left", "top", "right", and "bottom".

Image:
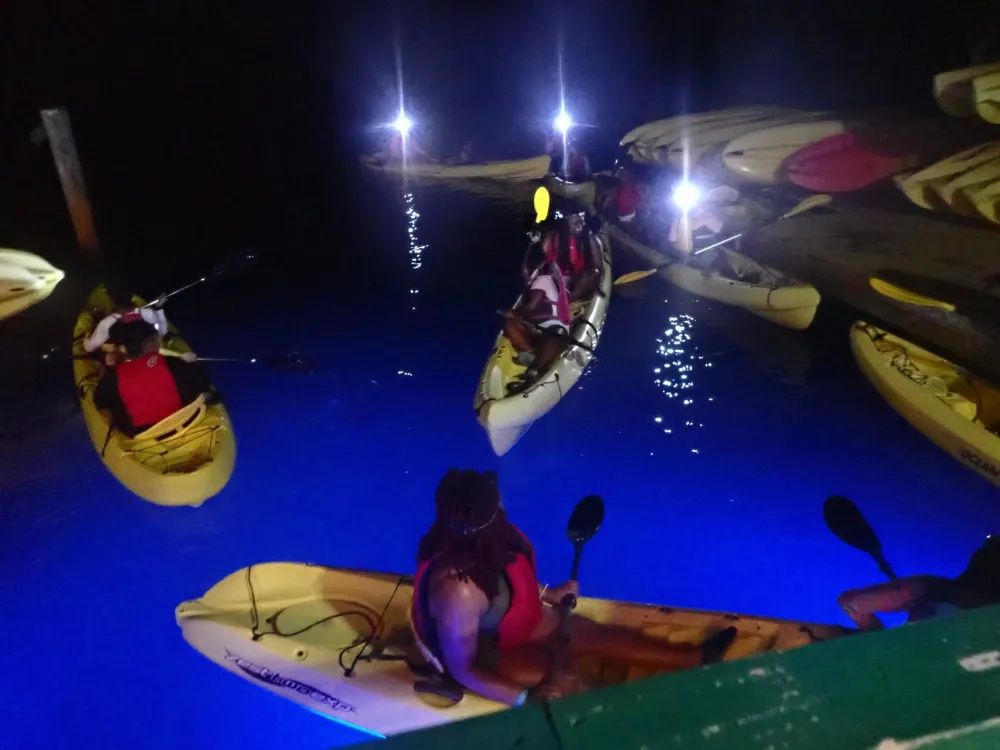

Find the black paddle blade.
[
  {"left": 567, "top": 495, "right": 604, "bottom": 544},
  {"left": 262, "top": 352, "right": 313, "bottom": 372},
  {"left": 823, "top": 495, "right": 882, "bottom": 557},
  {"left": 209, "top": 249, "right": 259, "bottom": 280}
]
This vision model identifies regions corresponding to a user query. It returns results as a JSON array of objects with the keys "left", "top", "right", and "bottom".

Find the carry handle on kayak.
[{"left": 413, "top": 678, "right": 465, "bottom": 708}]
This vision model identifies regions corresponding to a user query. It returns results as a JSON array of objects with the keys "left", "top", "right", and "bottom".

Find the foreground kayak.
[
  {"left": 973, "top": 71, "right": 1000, "bottom": 124},
  {"left": 933, "top": 61, "right": 1000, "bottom": 117},
  {"left": 73, "top": 285, "right": 237, "bottom": 506},
  {"left": 473, "top": 234, "right": 612, "bottom": 455},
  {"left": 360, "top": 154, "right": 551, "bottom": 182},
  {"left": 176, "top": 562, "right": 850, "bottom": 738},
  {"left": 850, "top": 322, "right": 1000, "bottom": 487},
  {"left": 0, "top": 248, "right": 65, "bottom": 322},
  {"left": 786, "top": 132, "right": 917, "bottom": 192},
  {"left": 607, "top": 225, "right": 820, "bottom": 330}
]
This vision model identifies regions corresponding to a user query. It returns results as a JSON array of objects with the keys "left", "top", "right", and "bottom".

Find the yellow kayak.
[
  {"left": 933, "top": 61, "right": 1000, "bottom": 117},
  {"left": 0, "top": 248, "right": 65, "bottom": 322},
  {"left": 360, "top": 154, "right": 551, "bottom": 182},
  {"left": 895, "top": 142, "right": 1000, "bottom": 211},
  {"left": 937, "top": 155, "right": 1000, "bottom": 216},
  {"left": 176, "top": 562, "right": 849, "bottom": 738},
  {"left": 850, "top": 322, "right": 1000, "bottom": 487},
  {"left": 607, "top": 225, "right": 820, "bottom": 330},
  {"left": 973, "top": 71, "right": 1000, "bottom": 124},
  {"left": 73, "top": 285, "right": 236, "bottom": 506},
  {"left": 473, "top": 234, "right": 612, "bottom": 455}
]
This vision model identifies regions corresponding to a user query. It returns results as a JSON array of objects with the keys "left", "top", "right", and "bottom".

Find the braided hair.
[{"left": 417, "top": 469, "right": 532, "bottom": 600}]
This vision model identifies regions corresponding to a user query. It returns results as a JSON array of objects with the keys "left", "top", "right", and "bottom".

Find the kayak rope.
[{"left": 244, "top": 566, "right": 409, "bottom": 677}]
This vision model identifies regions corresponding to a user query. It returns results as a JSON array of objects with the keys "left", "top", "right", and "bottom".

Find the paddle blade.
[
  {"left": 262, "top": 352, "right": 314, "bottom": 372},
  {"left": 823, "top": 495, "right": 882, "bottom": 557},
  {"left": 534, "top": 186, "right": 551, "bottom": 223},
  {"left": 780, "top": 194, "right": 833, "bottom": 220},
  {"left": 869, "top": 277, "right": 956, "bottom": 312},
  {"left": 613, "top": 268, "right": 660, "bottom": 286},
  {"left": 567, "top": 495, "right": 604, "bottom": 544},
  {"left": 209, "top": 249, "right": 259, "bottom": 280}
]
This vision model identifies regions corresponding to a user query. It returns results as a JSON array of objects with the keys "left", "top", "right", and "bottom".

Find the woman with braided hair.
[{"left": 411, "top": 469, "right": 737, "bottom": 706}]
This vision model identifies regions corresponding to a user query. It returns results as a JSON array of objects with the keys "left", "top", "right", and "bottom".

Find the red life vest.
[
  {"left": 544, "top": 233, "right": 587, "bottom": 276},
  {"left": 616, "top": 182, "right": 642, "bottom": 218},
  {"left": 412, "top": 529, "right": 543, "bottom": 657},
  {"left": 115, "top": 353, "right": 183, "bottom": 430}
]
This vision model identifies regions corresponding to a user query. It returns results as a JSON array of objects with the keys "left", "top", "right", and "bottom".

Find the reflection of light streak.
[
  {"left": 652, "top": 310, "right": 713, "bottom": 445},
  {"left": 403, "top": 192, "right": 427, "bottom": 312}
]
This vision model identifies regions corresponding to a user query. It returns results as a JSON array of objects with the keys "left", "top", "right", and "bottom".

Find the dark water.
[
  {"left": 2, "top": 3, "right": 999, "bottom": 747},
  {"left": 1, "top": 169, "right": 996, "bottom": 749}
]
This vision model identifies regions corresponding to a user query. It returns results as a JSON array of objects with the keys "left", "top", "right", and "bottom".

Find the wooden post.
[{"left": 40, "top": 108, "right": 101, "bottom": 261}]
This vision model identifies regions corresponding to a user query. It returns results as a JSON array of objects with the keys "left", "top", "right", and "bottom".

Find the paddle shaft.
[{"left": 496, "top": 309, "right": 596, "bottom": 355}]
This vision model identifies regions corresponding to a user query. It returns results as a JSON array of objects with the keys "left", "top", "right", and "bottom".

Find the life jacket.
[
  {"left": 411, "top": 528, "right": 543, "bottom": 672},
  {"left": 544, "top": 231, "right": 587, "bottom": 276},
  {"left": 616, "top": 181, "right": 642, "bottom": 220},
  {"left": 115, "top": 353, "right": 183, "bottom": 430},
  {"left": 528, "top": 267, "right": 572, "bottom": 326}
]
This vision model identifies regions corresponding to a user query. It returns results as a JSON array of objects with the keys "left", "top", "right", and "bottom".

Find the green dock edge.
[{"left": 352, "top": 605, "right": 1000, "bottom": 749}]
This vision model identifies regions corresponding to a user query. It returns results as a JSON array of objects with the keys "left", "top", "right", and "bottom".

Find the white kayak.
[
  {"left": 934, "top": 61, "right": 1000, "bottom": 117},
  {"left": 644, "top": 107, "right": 795, "bottom": 150},
  {"left": 473, "top": 234, "right": 612, "bottom": 455},
  {"left": 176, "top": 562, "right": 849, "bottom": 738},
  {"left": 620, "top": 107, "right": 789, "bottom": 148},
  {"left": 722, "top": 120, "right": 856, "bottom": 184},
  {"left": 360, "top": 154, "right": 552, "bottom": 182},
  {"left": 0, "top": 248, "right": 65, "bottom": 322},
  {"left": 607, "top": 225, "right": 820, "bottom": 330}
]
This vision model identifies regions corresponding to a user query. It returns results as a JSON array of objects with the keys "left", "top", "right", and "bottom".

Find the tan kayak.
[
  {"left": 939, "top": 155, "right": 1000, "bottom": 216},
  {"left": 973, "top": 71, "right": 1000, "bottom": 124},
  {"left": 176, "top": 562, "right": 849, "bottom": 738},
  {"left": 606, "top": 225, "right": 820, "bottom": 330},
  {"left": 0, "top": 248, "right": 65, "bottom": 322},
  {"left": 895, "top": 142, "right": 1000, "bottom": 211},
  {"left": 933, "top": 61, "right": 1000, "bottom": 117},
  {"left": 473, "top": 234, "right": 612, "bottom": 455},
  {"left": 619, "top": 107, "right": 786, "bottom": 147},
  {"left": 850, "top": 322, "right": 1000, "bottom": 487},
  {"left": 360, "top": 154, "right": 551, "bottom": 182}
]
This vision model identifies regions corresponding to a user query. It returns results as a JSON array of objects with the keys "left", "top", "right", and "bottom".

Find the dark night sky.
[{"left": 1, "top": 0, "right": 998, "bottom": 265}]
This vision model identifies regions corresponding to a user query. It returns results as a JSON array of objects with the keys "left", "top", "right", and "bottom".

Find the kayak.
[
  {"left": 973, "top": 71, "right": 1000, "bottom": 124},
  {"left": 619, "top": 107, "right": 786, "bottom": 147},
  {"left": 895, "top": 142, "right": 1000, "bottom": 210},
  {"left": 473, "top": 234, "right": 612, "bottom": 456},
  {"left": 850, "top": 322, "right": 1000, "bottom": 487},
  {"left": 73, "top": 285, "right": 237, "bottom": 506},
  {"left": 934, "top": 62, "right": 1000, "bottom": 117},
  {"left": 176, "top": 562, "right": 850, "bottom": 738},
  {"left": 786, "top": 132, "right": 918, "bottom": 192},
  {"left": 0, "top": 248, "right": 65, "bottom": 322},
  {"left": 937, "top": 154, "right": 1000, "bottom": 215},
  {"left": 646, "top": 107, "right": 795, "bottom": 150},
  {"left": 606, "top": 225, "right": 820, "bottom": 330},
  {"left": 544, "top": 174, "right": 597, "bottom": 207},
  {"left": 360, "top": 154, "right": 551, "bottom": 182},
  {"left": 722, "top": 120, "right": 863, "bottom": 184},
  {"left": 965, "top": 176, "right": 1000, "bottom": 223}
]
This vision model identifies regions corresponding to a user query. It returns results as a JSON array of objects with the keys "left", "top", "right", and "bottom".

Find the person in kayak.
[
  {"left": 94, "top": 318, "right": 213, "bottom": 436},
  {"left": 503, "top": 262, "right": 572, "bottom": 386},
  {"left": 837, "top": 535, "right": 999, "bottom": 630},
  {"left": 669, "top": 185, "right": 741, "bottom": 256},
  {"left": 610, "top": 167, "right": 644, "bottom": 224},
  {"left": 83, "top": 297, "right": 169, "bottom": 356},
  {"left": 411, "top": 469, "right": 738, "bottom": 705},
  {"left": 537, "top": 213, "right": 603, "bottom": 301}
]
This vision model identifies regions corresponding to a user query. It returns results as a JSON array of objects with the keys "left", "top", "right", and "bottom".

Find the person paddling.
[
  {"left": 837, "top": 535, "right": 999, "bottom": 630},
  {"left": 93, "top": 319, "right": 213, "bottom": 436},
  {"left": 411, "top": 469, "right": 738, "bottom": 705},
  {"left": 537, "top": 213, "right": 603, "bottom": 301},
  {"left": 83, "top": 297, "right": 169, "bottom": 355},
  {"left": 503, "top": 262, "right": 572, "bottom": 387}
]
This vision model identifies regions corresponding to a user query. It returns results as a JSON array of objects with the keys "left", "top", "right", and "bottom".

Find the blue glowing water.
[{"left": 0, "top": 175, "right": 995, "bottom": 749}]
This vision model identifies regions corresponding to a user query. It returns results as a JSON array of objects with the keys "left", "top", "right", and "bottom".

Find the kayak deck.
[
  {"left": 473, "top": 234, "right": 612, "bottom": 455},
  {"left": 72, "top": 285, "right": 237, "bottom": 506},
  {"left": 176, "top": 563, "right": 850, "bottom": 738},
  {"left": 361, "top": 154, "right": 552, "bottom": 182}
]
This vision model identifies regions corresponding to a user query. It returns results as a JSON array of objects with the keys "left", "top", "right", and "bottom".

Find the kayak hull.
[
  {"left": 361, "top": 154, "right": 551, "bottom": 182},
  {"left": 973, "top": 71, "right": 1000, "bottom": 124},
  {"left": 606, "top": 225, "right": 819, "bottom": 330},
  {"left": 73, "top": 285, "right": 237, "bottom": 506},
  {"left": 0, "top": 249, "right": 65, "bottom": 321},
  {"left": 544, "top": 174, "right": 597, "bottom": 207},
  {"left": 176, "top": 562, "right": 850, "bottom": 738},
  {"left": 850, "top": 322, "right": 1000, "bottom": 487},
  {"left": 934, "top": 62, "right": 1000, "bottom": 117},
  {"left": 473, "top": 235, "right": 612, "bottom": 455},
  {"left": 787, "top": 133, "right": 915, "bottom": 192},
  {"left": 723, "top": 121, "right": 851, "bottom": 184}
]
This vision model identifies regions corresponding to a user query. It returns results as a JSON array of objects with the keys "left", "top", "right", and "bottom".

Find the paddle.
[
  {"left": 68, "top": 349, "right": 313, "bottom": 372},
  {"left": 823, "top": 495, "right": 898, "bottom": 581},
  {"left": 141, "top": 249, "right": 258, "bottom": 309},
  {"left": 869, "top": 277, "right": 956, "bottom": 312},
  {"left": 495, "top": 309, "right": 597, "bottom": 355},
  {"left": 612, "top": 194, "right": 833, "bottom": 286}
]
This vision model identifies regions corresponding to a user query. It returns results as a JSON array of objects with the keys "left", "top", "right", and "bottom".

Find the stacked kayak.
[
  {"left": 973, "top": 71, "right": 1000, "bottom": 124},
  {"left": 544, "top": 173, "right": 597, "bottom": 207},
  {"left": 73, "top": 285, "right": 236, "bottom": 506},
  {"left": 0, "top": 249, "right": 65, "bottom": 322},
  {"left": 473, "top": 234, "right": 612, "bottom": 455},
  {"left": 896, "top": 142, "right": 1000, "bottom": 224},
  {"left": 850, "top": 322, "right": 1000, "bottom": 487},
  {"left": 607, "top": 224, "right": 820, "bottom": 330},
  {"left": 176, "top": 562, "right": 849, "bottom": 738},
  {"left": 360, "top": 154, "right": 551, "bottom": 182},
  {"left": 933, "top": 61, "right": 1000, "bottom": 120}
]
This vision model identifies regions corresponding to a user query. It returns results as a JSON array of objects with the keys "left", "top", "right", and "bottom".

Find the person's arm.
[
  {"left": 83, "top": 313, "right": 121, "bottom": 352},
  {"left": 837, "top": 576, "right": 933, "bottom": 631},
  {"left": 430, "top": 578, "right": 528, "bottom": 706}
]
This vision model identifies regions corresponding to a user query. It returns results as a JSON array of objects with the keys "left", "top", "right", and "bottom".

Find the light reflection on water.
[
  {"left": 652, "top": 306, "right": 713, "bottom": 450},
  {"left": 402, "top": 191, "right": 427, "bottom": 313}
]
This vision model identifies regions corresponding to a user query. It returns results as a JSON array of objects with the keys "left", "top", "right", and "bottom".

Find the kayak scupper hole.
[{"left": 294, "top": 647, "right": 308, "bottom": 661}]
